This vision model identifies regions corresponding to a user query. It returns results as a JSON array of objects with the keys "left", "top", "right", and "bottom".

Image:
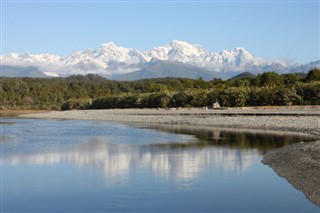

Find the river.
[{"left": 0, "top": 118, "right": 318, "bottom": 212}]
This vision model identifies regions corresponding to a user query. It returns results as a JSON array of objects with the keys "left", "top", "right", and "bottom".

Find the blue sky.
[{"left": 1, "top": 0, "right": 319, "bottom": 63}]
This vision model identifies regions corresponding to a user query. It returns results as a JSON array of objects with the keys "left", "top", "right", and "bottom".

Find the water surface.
[{"left": 1, "top": 118, "right": 318, "bottom": 212}]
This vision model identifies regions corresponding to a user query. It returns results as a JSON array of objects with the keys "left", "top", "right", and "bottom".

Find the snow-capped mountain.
[
  {"left": 1, "top": 52, "right": 61, "bottom": 65},
  {"left": 1, "top": 40, "right": 319, "bottom": 79},
  {"left": 143, "top": 40, "right": 260, "bottom": 70},
  {"left": 63, "top": 42, "right": 148, "bottom": 72},
  {"left": 143, "top": 40, "right": 210, "bottom": 67}
]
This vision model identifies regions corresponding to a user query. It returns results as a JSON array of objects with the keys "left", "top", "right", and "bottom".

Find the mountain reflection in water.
[
  {"left": 1, "top": 121, "right": 314, "bottom": 186},
  {"left": 2, "top": 138, "right": 258, "bottom": 183}
]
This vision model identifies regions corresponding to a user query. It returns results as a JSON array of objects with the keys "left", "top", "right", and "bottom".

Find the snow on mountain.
[
  {"left": 1, "top": 40, "right": 261, "bottom": 74},
  {"left": 94, "top": 42, "right": 147, "bottom": 64},
  {"left": 143, "top": 40, "right": 210, "bottom": 67},
  {"left": 1, "top": 40, "right": 318, "bottom": 79},
  {"left": 220, "top": 47, "right": 254, "bottom": 65},
  {"left": 60, "top": 42, "right": 148, "bottom": 74},
  {"left": 143, "top": 41, "right": 262, "bottom": 72},
  {"left": 1, "top": 52, "right": 61, "bottom": 65},
  {"left": 43, "top": 72, "right": 59, "bottom": 77},
  {"left": 203, "top": 47, "right": 258, "bottom": 71}
]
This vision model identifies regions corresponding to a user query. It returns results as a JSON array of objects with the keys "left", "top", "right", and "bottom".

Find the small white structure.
[{"left": 212, "top": 101, "right": 221, "bottom": 109}]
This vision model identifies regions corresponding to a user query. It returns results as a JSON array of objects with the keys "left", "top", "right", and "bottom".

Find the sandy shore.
[{"left": 20, "top": 107, "right": 320, "bottom": 207}]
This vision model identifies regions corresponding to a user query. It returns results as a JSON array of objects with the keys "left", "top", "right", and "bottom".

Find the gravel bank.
[
  {"left": 19, "top": 107, "right": 320, "bottom": 134},
  {"left": 262, "top": 141, "right": 320, "bottom": 207},
  {"left": 20, "top": 107, "right": 320, "bottom": 207}
]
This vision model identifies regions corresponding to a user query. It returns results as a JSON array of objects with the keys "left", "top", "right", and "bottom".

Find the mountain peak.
[
  {"left": 234, "top": 47, "right": 254, "bottom": 60},
  {"left": 170, "top": 40, "right": 190, "bottom": 46},
  {"left": 169, "top": 40, "right": 204, "bottom": 50},
  {"left": 101, "top": 42, "right": 116, "bottom": 47},
  {"left": 233, "top": 47, "right": 246, "bottom": 52},
  {"left": 144, "top": 40, "right": 209, "bottom": 66},
  {"left": 219, "top": 47, "right": 254, "bottom": 61}
]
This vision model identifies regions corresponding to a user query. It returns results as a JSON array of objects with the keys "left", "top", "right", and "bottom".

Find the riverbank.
[
  {"left": 20, "top": 107, "right": 320, "bottom": 207},
  {"left": 0, "top": 110, "right": 50, "bottom": 117}
]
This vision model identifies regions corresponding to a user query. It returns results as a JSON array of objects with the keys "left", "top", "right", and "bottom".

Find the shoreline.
[
  {"left": 19, "top": 107, "right": 320, "bottom": 207},
  {"left": 18, "top": 107, "right": 320, "bottom": 138},
  {"left": 0, "top": 110, "right": 50, "bottom": 117}
]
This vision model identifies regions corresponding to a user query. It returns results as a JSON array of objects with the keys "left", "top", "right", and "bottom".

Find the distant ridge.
[
  {"left": 111, "top": 60, "right": 219, "bottom": 81},
  {"left": 0, "top": 65, "right": 48, "bottom": 78},
  {"left": 229, "top": 72, "right": 256, "bottom": 80}
]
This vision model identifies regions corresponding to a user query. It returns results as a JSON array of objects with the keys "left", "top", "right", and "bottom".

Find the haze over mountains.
[{"left": 1, "top": 40, "right": 319, "bottom": 80}]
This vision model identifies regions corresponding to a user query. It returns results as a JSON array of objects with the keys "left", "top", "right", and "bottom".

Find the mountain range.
[{"left": 1, "top": 40, "right": 319, "bottom": 80}]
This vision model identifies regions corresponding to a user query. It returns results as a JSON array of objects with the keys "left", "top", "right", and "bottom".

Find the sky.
[{"left": 1, "top": 0, "right": 319, "bottom": 64}]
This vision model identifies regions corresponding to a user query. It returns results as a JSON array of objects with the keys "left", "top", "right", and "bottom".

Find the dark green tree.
[{"left": 305, "top": 68, "right": 320, "bottom": 82}]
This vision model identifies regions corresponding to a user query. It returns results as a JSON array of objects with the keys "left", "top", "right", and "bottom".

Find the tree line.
[{"left": 0, "top": 69, "right": 319, "bottom": 110}]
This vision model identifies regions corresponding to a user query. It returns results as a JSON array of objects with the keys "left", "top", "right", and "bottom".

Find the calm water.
[{"left": 0, "top": 118, "right": 318, "bottom": 212}]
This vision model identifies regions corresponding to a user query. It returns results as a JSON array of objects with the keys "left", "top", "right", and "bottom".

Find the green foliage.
[
  {"left": 305, "top": 68, "right": 320, "bottom": 82},
  {"left": 282, "top": 73, "right": 302, "bottom": 85},
  {"left": 169, "top": 92, "right": 191, "bottom": 107},
  {"left": 190, "top": 92, "right": 209, "bottom": 107},
  {"left": 61, "top": 99, "right": 92, "bottom": 111},
  {"left": 274, "top": 88, "right": 302, "bottom": 106},
  {"left": 1, "top": 69, "right": 320, "bottom": 110},
  {"left": 296, "top": 82, "right": 320, "bottom": 105},
  {"left": 257, "top": 72, "right": 284, "bottom": 87},
  {"left": 141, "top": 93, "right": 172, "bottom": 108}
]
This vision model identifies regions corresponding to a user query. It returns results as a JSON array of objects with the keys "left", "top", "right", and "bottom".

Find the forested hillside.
[{"left": 1, "top": 69, "right": 319, "bottom": 110}]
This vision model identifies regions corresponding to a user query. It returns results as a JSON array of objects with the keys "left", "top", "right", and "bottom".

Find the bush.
[
  {"left": 190, "top": 92, "right": 208, "bottom": 107},
  {"left": 305, "top": 68, "right": 320, "bottom": 82},
  {"left": 169, "top": 91, "right": 191, "bottom": 107},
  {"left": 274, "top": 88, "right": 302, "bottom": 106},
  {"left": 296, "top": 82, "right": 320, "bottom": 105},
  {"left": 140, "top": 93, "right": 171, "bottom": 108},
  {"left": 61, "top": 99, "right": 92, "bottom": 111}
]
